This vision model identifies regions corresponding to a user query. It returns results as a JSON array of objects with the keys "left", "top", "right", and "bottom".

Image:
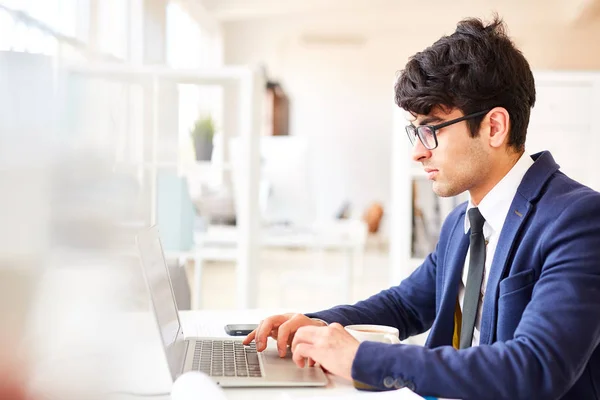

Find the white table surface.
[
  {"left": 107, "top": 309, "right": 422, "bottom": 400},
  {"left": 195, "top": 222, "right": 366, "bottom": 249}
]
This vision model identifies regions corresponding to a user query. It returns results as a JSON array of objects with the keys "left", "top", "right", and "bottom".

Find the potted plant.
[{"left": 190, "top": 116, "right": 215, "bottom": 161}]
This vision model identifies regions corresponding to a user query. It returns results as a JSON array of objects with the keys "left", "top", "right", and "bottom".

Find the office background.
[{"left": 1, "top": 1, "right": 599, "bottom": 396}]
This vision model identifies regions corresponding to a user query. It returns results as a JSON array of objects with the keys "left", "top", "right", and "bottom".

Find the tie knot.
[{"left": 468, "top": 207, "right": 485, "bottom": 234}]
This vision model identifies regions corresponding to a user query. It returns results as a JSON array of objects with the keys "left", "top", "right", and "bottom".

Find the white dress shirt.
[{"left": 458, "top": 152, "right": 534, "bottom": 346}]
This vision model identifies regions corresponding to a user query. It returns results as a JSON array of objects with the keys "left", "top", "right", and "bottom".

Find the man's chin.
[{"left": 432, "top": 182, "right": 458, "bottom": 198}]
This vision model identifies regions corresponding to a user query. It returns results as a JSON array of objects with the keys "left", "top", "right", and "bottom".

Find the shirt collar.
[{"left": 464, "top": 152, "right": 534, "bottom": 235}]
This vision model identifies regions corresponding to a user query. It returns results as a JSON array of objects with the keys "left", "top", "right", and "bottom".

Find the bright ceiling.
[{"left": 198, "top": 0, "right": 600, "bottom": 29}]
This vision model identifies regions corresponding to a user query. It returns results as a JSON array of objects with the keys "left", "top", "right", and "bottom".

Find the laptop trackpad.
[
  {"left": 260, "top": 345, "right": 327, "bottom": 384},
  {"left": 261, "top": 346, "right": 295, "bottom": 366}
]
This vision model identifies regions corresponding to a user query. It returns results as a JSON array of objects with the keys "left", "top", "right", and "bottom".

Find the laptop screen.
[{"left": 136, "top": 227, "right": 184, "bottom": 351}]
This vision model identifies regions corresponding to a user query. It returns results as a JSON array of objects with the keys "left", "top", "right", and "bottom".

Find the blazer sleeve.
[
  {"left": 305, "top": 242, "right": 438, "bottom": 341},
  {"left": 349, "top": 193, "right": 600, "bottom": 400}
]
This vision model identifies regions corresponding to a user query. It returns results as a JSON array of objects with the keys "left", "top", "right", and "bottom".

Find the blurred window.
[
  {"left": 0, "top": 0, "right": 87, "bottom": 56},
  {"left": 166, "top": 2, "right": 223, "bottom": 163}
]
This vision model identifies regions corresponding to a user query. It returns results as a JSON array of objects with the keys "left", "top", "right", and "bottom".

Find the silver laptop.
[{"left": 136, "top": 226, "right": 328, "bottom": 387}]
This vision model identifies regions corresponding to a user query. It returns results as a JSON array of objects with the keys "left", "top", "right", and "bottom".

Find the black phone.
[{"left": 224, "top": 323, "right": 259, "bottom": 336}]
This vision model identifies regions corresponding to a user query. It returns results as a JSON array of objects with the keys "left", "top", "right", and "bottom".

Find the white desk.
[
  {"left": 109, "top": 309, "right": 421, "bottom": 400},
  {"left": 169, "top": 221, "right": 367, "bottom": 309}
]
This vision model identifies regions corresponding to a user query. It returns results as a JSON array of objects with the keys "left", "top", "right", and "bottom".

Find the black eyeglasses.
[{"left": 405, "top": 109, "right": 491, "bottom": 150}]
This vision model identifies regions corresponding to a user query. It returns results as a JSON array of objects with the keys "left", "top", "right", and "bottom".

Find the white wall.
[
  {"left": 224, "top": 22, "right": 420, "bottom": 225},
  {"left": 278, "top": 38, "right": 397, "bottom": 223}
]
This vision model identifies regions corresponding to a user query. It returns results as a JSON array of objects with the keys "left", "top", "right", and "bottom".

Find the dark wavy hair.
[{"left": 395, "top": 16, "right": 536, "bottom": 152}]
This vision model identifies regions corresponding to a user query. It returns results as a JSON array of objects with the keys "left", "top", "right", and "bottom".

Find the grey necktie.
[{"left": 460, "top": 207, "right": 486, "bottom": 349}]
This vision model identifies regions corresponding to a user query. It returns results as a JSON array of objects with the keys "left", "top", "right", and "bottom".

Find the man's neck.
[{"left": 470, "top": 151, "right": 523, "bottom": 206}]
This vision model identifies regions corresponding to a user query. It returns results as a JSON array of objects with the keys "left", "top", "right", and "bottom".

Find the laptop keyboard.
[{"left": 192, "top": 340, "right": 262, "bottom": 378}]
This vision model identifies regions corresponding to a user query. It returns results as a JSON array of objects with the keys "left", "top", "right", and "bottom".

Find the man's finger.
[
  {"left": 308, "top": 357, "right": 316, "bottom": 367},
  {"left": 276, "top": 321, "right": 291, "bottom": 356},
  {"left": 256, "top": 315, "right": 288, "bottom": 352},
  {"left": 291, "top": 325, "right": 321, "bottom": 352},
  {"left": 242, "top": 329, "right": 256, "bottom": 345},
  {"left": 277, "top": 319, "right": 303, "bottom": 357},
  {"left": 292, "top": 343, "right": 315, "bottom": 368}
]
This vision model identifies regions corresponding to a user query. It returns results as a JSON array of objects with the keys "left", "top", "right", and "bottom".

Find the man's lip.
[
  {"left": 426, "top": 170, "right": 438, "bottom": 180},
  {"left": 424, "top": 168, "right": 438, "bottom": 173}
]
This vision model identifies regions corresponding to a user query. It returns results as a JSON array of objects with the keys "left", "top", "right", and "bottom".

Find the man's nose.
[{"left": 411, "top": 137, "right": 432, "bottom": 163}]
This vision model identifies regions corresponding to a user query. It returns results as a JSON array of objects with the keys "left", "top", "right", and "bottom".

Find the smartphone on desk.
[{"left": 224, "top": 323, "right": 259, "bottom": 336}]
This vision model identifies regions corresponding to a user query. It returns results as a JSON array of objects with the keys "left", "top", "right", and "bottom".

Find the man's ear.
[{"left": 487, "top": 107, "right": 510, "bottom": 148}]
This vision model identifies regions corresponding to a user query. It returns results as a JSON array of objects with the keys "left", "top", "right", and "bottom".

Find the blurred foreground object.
[
  {"left": 0, "top": 51, "right": 138, "bottom": 400},
  {"left": 171, "top": 372, "right": 227, "bottom": 400}
]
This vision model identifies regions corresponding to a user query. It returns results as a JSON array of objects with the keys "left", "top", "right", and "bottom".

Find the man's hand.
[
  {"left": 291, "top": 323, "right": 360, "bottom": 382},
  {"left": 243, "top": 313, "right": 327, "bottom": 357}
]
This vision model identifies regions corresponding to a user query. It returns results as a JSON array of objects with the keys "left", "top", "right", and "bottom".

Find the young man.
[{"left": 244, "top": 16, "right": 600, "bottom": 400}]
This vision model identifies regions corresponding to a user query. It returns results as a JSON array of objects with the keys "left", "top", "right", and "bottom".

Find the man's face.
[{"left": 409, "top": 107, "right": 491, "bottom": 198}]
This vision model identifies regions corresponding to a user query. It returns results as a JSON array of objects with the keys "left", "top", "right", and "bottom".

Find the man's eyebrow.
[{"left": 417, "top": 116, "right": 444, "bottom": 126}]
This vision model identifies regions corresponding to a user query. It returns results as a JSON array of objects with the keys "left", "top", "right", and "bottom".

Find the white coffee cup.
[{"left": 345, "top": 324, "right": 401, "bottom": 344}]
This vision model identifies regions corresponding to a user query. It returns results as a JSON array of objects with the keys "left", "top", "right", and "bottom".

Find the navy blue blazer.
[{"left": 307, "top": 152, "right": 600, "bottom": 399}]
